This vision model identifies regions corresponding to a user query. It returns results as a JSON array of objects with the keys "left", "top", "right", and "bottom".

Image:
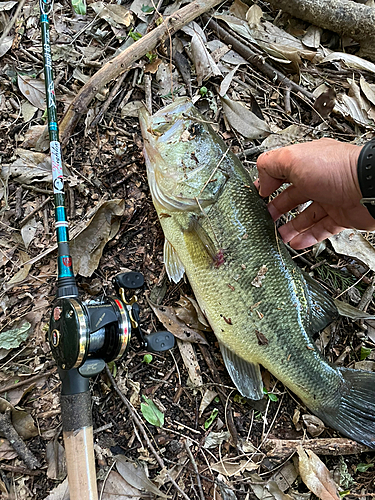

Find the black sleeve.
[{"left": 357, "top": 139, "right": 375, "bottom": 219}]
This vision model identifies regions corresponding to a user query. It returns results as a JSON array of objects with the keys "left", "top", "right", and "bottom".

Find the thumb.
[{"left": 256, "top": 150, "right": 290, "bottom": 197}]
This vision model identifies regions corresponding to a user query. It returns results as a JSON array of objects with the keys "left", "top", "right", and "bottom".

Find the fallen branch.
[
  {"left": 265, "top": 0, "right": 375, "bottom": 60},
  {"left": 59, "top": 0, "right": 224, "bottom": 145},
  {"left": 264, "top": 437, "right": 370, "bottom": 459}
]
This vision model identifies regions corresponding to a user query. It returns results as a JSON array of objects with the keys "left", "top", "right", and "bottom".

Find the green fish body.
[{"left": 140, "top": 98, "right": 375, "bottom": 448}]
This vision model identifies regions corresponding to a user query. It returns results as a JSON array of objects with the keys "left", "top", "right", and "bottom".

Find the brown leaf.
[
  {"left": 313, "top": 88, "right": 336, "bottom": 120},
  {"left": 70, "top": 199, "right": 125, "bottom": 277},
  {"left": 302, "top": 414, "right": 325, "bottom": 437},
  {"left": 297, "top": 445, "right": 340, "bottom": 500},
  {"left": 148, "top": 300, "right": 208, "bottom": 344}
]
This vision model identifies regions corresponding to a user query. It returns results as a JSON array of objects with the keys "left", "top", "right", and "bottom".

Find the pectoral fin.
[
  {"left": 164, "top": 239, "right": 185, "bottom": 283},
  {"left": 220, "top": 343, "right": 264, "bottom": 400},
  {"left": 184, "top": 216, "right": 221, "bottom": 264},
  {"left": 303, "top": 271, "right": 338, "bottom": 334}
]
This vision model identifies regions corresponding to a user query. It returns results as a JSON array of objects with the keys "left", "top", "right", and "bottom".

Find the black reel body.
[{"left": 49, "top": 272, "right": 175, "bottom": 378}]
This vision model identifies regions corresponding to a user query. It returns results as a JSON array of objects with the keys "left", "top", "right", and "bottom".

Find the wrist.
[{"left": 357, "top": 139, "right": 375, "bottom": 219}]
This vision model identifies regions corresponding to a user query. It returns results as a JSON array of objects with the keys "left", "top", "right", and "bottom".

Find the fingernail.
[{"left": 267, "top": 204, "right": 279, "bottom": 221}]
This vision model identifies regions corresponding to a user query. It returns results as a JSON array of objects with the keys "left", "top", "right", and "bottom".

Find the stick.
[
  {"left": 185, "top": 440, "right": 206, "bottom": 500},
  {"left": 59, "top": 0, "right": 224, "bottom": 145},
  {"left": 264, "top": 437, "right": 370, "bottom": 459},
  {"left": 0, "top": 407, "right": 41, "bottom": 469},
  {"left": 204, "top": 17, "right": 315, "bottom": 102}
]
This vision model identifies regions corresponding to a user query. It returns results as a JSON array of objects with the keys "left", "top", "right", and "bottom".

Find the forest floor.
[{"left": 1, "top": 0, "right": 375, "bottom": 498}]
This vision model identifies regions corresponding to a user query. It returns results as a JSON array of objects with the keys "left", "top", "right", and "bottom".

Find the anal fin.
[{"left": 220, "top": 343, "right": 263, "bottom": 400}]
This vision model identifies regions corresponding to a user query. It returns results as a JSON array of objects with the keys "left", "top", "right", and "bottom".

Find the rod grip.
[{"left": 61, "top": 391, "right": 98, "bottom": 500}]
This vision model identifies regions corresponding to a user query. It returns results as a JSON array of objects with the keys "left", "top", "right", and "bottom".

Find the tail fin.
[{"left": 316, "top": 368, "right": 375, "bottom": 448}]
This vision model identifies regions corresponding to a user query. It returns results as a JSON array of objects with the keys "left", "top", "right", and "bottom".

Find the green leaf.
[
  {"left": 339, "top": 490, "right": 350, "bottom": 498},
  {"left": 141, "top": 396, "right": 164, "bottom": 427},
  {"left": 72, "top": 0, "right": 86, "bottom": 15},
  {"left": 141, "top": 4, "right": 154, "bottom": 13},
  {"left": 360, "top": 346, "right": 372, "bottom": 360},
  {"left": 204, "top": 408, "right": 218, "bottom": 429},
  {"left": 200, "top": 86, "right": 208, "bottom": 97},
  {"left": 263, "top": 387, "right": 278, "bottom": 402},
  {"left": 143, "top": 354, "right": 153, "bottom": 364},
  {"left": 129, "top": 30, "right": 142, "bottom": 41},
  {"left": 356, "top": 463, "right": 374, "bottom": 472},
  {"left": 107, "top": 361, "right": 117, "bottom": 377},
  {"left": 0, "top": 321, "right": 31, "bottom": 350}
]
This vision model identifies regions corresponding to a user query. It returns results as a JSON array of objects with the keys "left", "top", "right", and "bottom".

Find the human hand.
[{"left": 255, "top": 138, "right": 375, "bottom": 249}]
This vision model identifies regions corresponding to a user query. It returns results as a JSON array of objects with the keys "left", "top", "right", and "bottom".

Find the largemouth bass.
[{"left": 140, "top": 98, "right": 375, "bottom": 448}]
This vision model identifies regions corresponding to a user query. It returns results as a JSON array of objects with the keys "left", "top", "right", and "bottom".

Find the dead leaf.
[
  {"left": 3, "top": 148, "right": 52, "bottom": 184},
  {"left": 70, "top": 199, "right": 125, "bottom": 277},
  {"left": 229, "top": 0, "right": 248, "bottom": 20},
  {"left": 313, "top": 88, "right": 336, "bottom": 121},
  {"left": 219, "top": 65, "right": 240, "bottom": 97},
  {"left": 5, "top": 251, "right": 32, "bottom": 288},
  {"left": 0, "top": 398, "right": 38, "bottom": 440},
  {"left": 246, "top": 4, "right": 263, "bottom": 28},
  {"left": 302, "top": 25, "right": 323, "bottom": 49},
  {"left": 0, "top": 438, "right": 18, "bottom": 461},
  {"left": 297, "top": 446, "right": 340, "bottom": 500},
  {"left": 116, "top": 456, "right": 169, "bottom": 498},
  {"left": 323, "top": 52, "right": 375, "bottom": 75},
  {"left": 212, "top": 458, "right": 259, "bottom": 476},
  {"left": 360, "top": 75, "right": 375, "bottom": 108},
  {"left": 44, "top": 478, "right": 70, "bottom": 500},
  {"left": 90, "top": 2, "right": 133, "bottom": 28},
  {"left": 18, "top": 75, "right": 46, "bottom": 110},
  {"left": 204, "top": 430, "right": 230, "bottom": 448},
  {"left": 199, "top": 388, "right": 218, "bottom": 416},
  {"left": 221, "top": 96, "right": 270, "bottom": 139},
  {"left": 121, "top": 101, "right": 145, "bottom": 118},
  {"left": 302, "top": 414, "right": 325, "bottom": 437},
  {"left": 0, "top": 36, "right": 13, "bottom": 57},
  {"left": 177, "top": 339, "right": 203, "bottom": 388},
  {"left": 99, "top": 471, "right": 141, "bottom": 500},
  {"left": 329, "top": 229, "right": 375, "bottom": 272},
  {"left": 148, "top": 299, "right": 208, "bottom": 344},
  {"left": 175, "top": 296, "right": 211, "bottom": 332},
  {"left": 191, "top": 32, "right": 222, "bottom": 86},
  {"left": 334, "top": 299, "right": 375, "bottom": 320},
  {"left": 22, "top": 101, "right": 37, "bottom": 122},
  {"left": 46, "top": 441, "right": 66, "bottom": 480}
]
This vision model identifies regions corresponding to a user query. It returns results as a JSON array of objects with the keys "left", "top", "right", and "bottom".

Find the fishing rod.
[{"left": 38, "top": 1, "right": 174, "bottom": 497}]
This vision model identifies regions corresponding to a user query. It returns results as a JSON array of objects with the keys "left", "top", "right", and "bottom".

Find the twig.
[
  {"left": 358, "top": 276, "right": 375, "bottom": 312},
  {"left": 104, "top": 365, "right": 191, "bottom": 500},
  {"left": 90, "top": 71, "right": 129, "bottom": 128},
  {"left": 204, "top": 17, "right": 315, "bottom": 102},
  {"left": 19, "top": 196, "right": 51, "bottom": 227},
  {"left": 59, "top": 0, "right": 225, "bottom": 145},
  {"left": 0, "top": 407, "right": 41, "bottom": 469},
  {"left": 0, "top": 0, "right": 27, "bottom": 46},
  {"left": 0, "top": 367, "right": 56, "bottom": 394},
  {"left": 185, "top": 440, "right": 205, "bottom": 500}
]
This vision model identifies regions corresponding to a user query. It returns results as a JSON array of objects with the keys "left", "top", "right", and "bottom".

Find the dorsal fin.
[{"left": 303, "top": 271, "right": 338, "bottom": 334}]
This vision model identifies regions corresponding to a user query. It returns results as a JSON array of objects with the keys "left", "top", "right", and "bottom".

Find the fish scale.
[{"left": 140, "top": 97, "right": 375, "bottom": 448}]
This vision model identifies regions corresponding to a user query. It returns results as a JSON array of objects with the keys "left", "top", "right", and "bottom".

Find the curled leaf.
[
  {"left": 221, "top": 96, "right": 270, "bottom": 140},
  {"left": 297, "top": 445, "right": 340, "bottom": 500}
]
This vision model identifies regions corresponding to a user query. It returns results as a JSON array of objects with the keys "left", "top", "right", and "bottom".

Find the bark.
[
  {"left": 59, "top": 0, "right": 223, "bottom": 145},
  {"left": 266, "top": 0, "right": 375, "bottom": 60}
]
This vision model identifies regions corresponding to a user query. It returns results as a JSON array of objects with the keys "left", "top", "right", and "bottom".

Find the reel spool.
[{"left": 49, "top": 272, "right": 175, "bottom": 377}]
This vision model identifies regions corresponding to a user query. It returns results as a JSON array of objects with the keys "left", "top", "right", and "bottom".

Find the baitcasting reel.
[{"left": 48, "top": 271, "right": 175, "bottom": 378}]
